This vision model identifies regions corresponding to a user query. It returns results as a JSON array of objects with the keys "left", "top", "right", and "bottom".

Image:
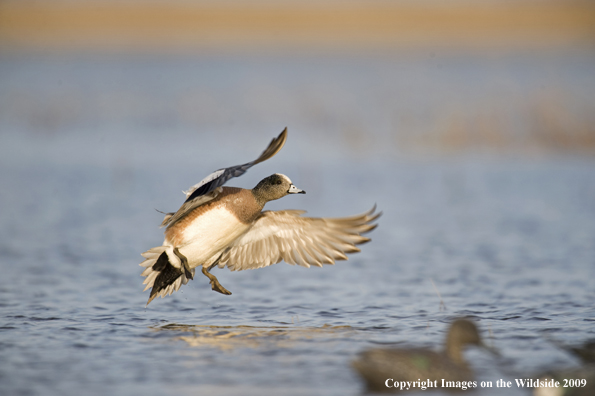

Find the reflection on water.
[{"left": 158, "top": 324, "right": 357, "bottom": 350}]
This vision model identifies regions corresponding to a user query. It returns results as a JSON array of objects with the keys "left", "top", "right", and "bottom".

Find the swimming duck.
[
  {"left": 352, "top": 319, "right": 494, "bottom": 392},
  {"left": 140, "top": 128, "right": 380, "bottom": 305}
]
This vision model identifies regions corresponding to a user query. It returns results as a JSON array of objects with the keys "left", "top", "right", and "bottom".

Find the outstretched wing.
[
  {"left": 218, "top": 206, "right": 381, "bottom": 271},
  {"left": 161, "top": 128, "right": 288, "bottom": 228}
]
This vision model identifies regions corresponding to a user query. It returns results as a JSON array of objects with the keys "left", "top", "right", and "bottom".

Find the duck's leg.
[
  {"left": 201, "top": 256, "right": 231, "bottom": 295},
  {"left": 173, "top": 247, "right": 193, "bottom": 280}
]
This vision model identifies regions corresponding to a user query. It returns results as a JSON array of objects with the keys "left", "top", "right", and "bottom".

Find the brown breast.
[{"left": 164, "top": 187, "right": 264, "bottom": 246}]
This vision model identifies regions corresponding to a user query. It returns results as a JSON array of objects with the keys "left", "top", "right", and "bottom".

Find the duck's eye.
[{"left": 276, "top": 180, "right": 282, "bottom": 185}]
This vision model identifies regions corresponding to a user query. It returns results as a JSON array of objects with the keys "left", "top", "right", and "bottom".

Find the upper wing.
[
  {"left": 218, "top": 206, "right": 381, "bottom": 271},
  {"left": 161, "top": 128, "right": 288, "bottom": 228}
]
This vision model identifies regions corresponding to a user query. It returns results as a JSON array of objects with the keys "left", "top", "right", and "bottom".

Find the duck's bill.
[{"left": 288, "top": 184, "right": 306, "bottom": 194}]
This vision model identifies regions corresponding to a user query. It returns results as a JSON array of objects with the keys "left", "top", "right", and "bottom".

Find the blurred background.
[
  {"left": 1, "top": 1, "right": 595, "bottom": 396},
  {"left": 1, "top": 0, "right": 595, "bottom": 158}
]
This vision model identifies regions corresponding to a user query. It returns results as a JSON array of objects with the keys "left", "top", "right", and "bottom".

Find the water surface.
[{"left": 1, "top": 54, "right": 594, "bottom": 395}]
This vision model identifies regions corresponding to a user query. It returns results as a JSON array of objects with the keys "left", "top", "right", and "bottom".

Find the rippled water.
[{"left": 1, "top": 54, "right": 594, "bottom": 395}]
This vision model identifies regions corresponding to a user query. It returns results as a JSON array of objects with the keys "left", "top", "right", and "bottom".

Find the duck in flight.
[{"left": 140, "top": 128, "right": 380, "bottom": 305}]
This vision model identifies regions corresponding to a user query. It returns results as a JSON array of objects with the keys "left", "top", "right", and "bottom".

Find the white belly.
[{"left": 165, "top": 207, "right": 250, "bottom": 268}]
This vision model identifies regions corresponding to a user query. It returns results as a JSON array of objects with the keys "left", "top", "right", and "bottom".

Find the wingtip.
[
  {"left": 367, "top": 204, "right": 382, "bottom": 221},
  {"left": 253, "top": 128, "right": 288, "bottom": 165}
]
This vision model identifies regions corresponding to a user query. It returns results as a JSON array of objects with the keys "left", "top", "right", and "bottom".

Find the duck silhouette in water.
[{"left": 352, "top": 318, "right": 496, "bottom": 392}]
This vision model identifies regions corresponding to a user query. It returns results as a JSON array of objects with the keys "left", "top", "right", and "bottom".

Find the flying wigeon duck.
[{"left": 140, "top": 128, "right": 380, "bottom": 305}]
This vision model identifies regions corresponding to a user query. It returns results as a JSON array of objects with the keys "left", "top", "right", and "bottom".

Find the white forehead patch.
[{"left": 275, "top": 173, "right": 292, "bottom": 184}]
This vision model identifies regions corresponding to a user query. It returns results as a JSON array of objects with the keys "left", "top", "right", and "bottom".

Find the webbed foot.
[{"left": 201, "top": 266, "right": 232, "bottom": 295}]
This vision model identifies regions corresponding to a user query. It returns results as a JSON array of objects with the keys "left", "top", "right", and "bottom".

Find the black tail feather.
[{"left": 147, "top": 252, "right": 183, "bottom": 305}]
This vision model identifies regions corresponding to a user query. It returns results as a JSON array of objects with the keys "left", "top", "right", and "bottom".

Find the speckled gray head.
[{"left": 252, "top": 173, "right": 305, "bottom": 204}]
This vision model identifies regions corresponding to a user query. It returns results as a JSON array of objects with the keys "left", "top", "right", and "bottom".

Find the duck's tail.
[{"left": 140, "top": 246, "right": 195, "bottom": 306}]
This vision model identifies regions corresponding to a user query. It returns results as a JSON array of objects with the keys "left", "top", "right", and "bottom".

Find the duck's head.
[
  {"left": 252, "top": 173, "right": 305, "bottom": 204},
  {"left": 445, "top": 319, "right": 497, "bottom": 365},
  {"left": 448, "top": 319, "right": 482, "bottom": 347}
]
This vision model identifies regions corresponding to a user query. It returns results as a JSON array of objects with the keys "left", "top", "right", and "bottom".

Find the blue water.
[{"left": 1, "top": 53, "right": 594, "bottom": 395}]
